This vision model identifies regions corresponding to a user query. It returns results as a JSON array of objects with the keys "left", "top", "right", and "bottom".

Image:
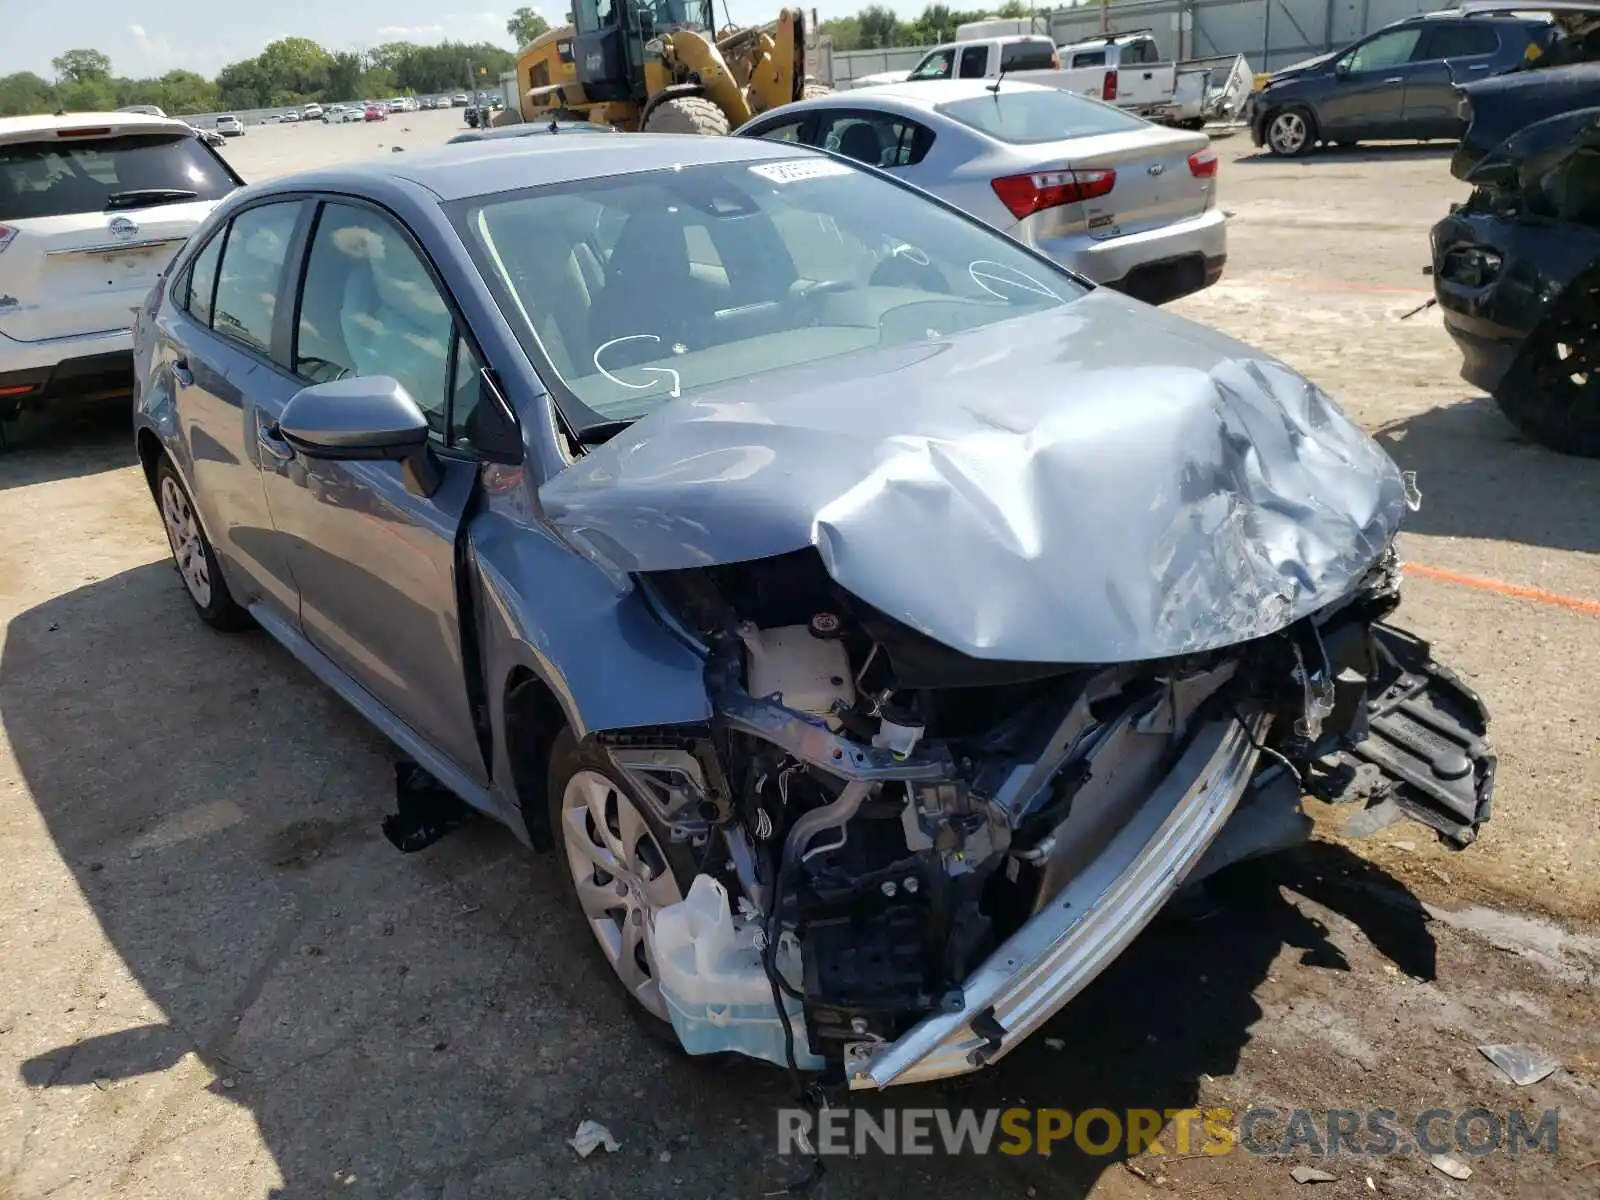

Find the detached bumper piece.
[
  {"left": 846, "top": 715, "right": 1265, "bottom": 1090},
  {"left": 1308, "top": 625, "right": 1495, "bottom": 849}
]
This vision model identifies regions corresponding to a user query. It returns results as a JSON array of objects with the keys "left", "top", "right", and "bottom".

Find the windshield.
[
  {"left": 456, "top": 156, "right": 1083, "bottom": 429},
  {"left": 936, "top": 89, "right": 1149, "bottom": 144},
  {"left": 0, "top": 133, "right": 237, "bottom": 221}
]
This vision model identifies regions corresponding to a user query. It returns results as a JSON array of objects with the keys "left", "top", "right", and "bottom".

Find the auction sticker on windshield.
[{"left": 749, "top": 159, "right": 855, "bottom": 184}]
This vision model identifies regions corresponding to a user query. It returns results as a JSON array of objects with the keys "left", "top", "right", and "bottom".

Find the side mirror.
[
  {"left": 278, "top": 376, "right": 443, "bottom": 497},
  {"left": 1334, "top": 60, "right": 1351, "bottom": 78}
]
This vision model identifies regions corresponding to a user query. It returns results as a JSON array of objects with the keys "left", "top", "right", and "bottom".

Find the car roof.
[
  {"left": 778, "top": 77, "right": 1056, "bottom": 110},
  {"left": 258, "top": 132, "right": 817, "bottom": 202}
]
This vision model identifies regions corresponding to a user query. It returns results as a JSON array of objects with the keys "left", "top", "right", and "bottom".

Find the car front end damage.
[{"left": 534, "top": 292, "right": 1498, "bottom": 1089}]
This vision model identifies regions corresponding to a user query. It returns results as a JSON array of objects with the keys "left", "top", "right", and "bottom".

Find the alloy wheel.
[
  {"left": 1269, "top": 111, "right": 1309, "bottom": 155},
  {"left": 560, "top": 768, "right": 685, "bottom": 1021}
]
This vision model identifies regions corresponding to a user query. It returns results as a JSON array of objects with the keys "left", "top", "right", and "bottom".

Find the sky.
[{"left": 0, "top": 0, "right": 896, "bottom": 79}]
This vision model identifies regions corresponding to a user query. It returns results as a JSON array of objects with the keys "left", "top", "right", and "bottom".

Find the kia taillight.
[
  {"left": 0, "top": 224, "right": 15, "bottom": 254},
  {"left": 991, "top": 168, "right": 1116, "bottom": 220},
  {"left": 1188, "top": 148, "right": 1219, "bottom": 178},
  {"left": 1103, "top": 69, "right": 1118, "bottom": 102}
]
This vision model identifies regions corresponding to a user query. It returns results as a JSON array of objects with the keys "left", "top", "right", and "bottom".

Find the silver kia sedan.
[
  {"left": 130, "top": 133, "right": 1492, "bottom": 1091},
  {"left": 736, "top": 78, "right": 1227, "bottom": 304}
]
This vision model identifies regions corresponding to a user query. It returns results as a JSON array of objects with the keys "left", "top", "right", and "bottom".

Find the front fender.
[{"left": 469, "top": 484, "right": 712, "bottom": 745}]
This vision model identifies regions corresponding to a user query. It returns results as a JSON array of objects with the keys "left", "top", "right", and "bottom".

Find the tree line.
[
  {"left": 818, "top": 2, "right": 1047, "bottom": 51},
  {"left": 0, "top": 8, "right": 551, "bottom": 118}
]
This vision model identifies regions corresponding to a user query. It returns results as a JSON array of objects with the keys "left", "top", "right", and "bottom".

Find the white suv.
[
  {"left": 215, "top": 115, "right": 244, "bottom": 136},
  {"left": 0, "top": 113, "right": 240, "bottom": 419}
]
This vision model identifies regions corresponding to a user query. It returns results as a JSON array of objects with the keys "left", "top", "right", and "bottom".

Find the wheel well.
[
  {"left": 504, "top": 667, "right": 568, "bottom": 851},
  {"left": 136, "top": 428, "right": 164, "bottom": 495},
  {"left": 1267, "top": 102, "right": 1318, "bottom": 139}
]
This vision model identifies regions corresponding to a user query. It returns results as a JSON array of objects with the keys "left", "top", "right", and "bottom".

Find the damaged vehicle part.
[
  {"left": 1433, "top": 101, "right": 1600, "bottom": 456},
  {"left": 132, "top": 133, "right": 1497, "bottom": 1095}
]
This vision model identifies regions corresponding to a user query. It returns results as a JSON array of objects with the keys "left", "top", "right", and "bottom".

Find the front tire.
[
  {"left": 642, "top": 95, "right": 731, "bottom": 136},
  {"left": 153, "top": 458, "right": 252, "bottom": 631},
  {"left": 546, "top": 727, "right": 696, "bottom": 1044},
  {"left": 1492, "top": 281, "right": 1600, "bottom": 458},
  {"left": 1265, "top": 105, "right": 1316, "bottom": 157}
]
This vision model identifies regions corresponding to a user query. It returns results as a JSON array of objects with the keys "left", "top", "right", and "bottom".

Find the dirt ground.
[{"left": 1, "top": 111, "right": 1597, "bottom": 1200}]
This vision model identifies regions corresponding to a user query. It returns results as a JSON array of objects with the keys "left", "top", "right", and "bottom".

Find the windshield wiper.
[{"left": 105, "top": 188, "right": 199, "bottom": 210}]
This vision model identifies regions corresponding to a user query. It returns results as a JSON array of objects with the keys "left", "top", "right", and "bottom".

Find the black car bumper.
[
  {"left": 1430, "top": 207, "right": 1600, "bottom": 394},
  {"left": 0, "top": 350, "right": 134, "bottom": 417},
  {"left": 1104, "top": 253, "right": 1227, "bottom": 306}
]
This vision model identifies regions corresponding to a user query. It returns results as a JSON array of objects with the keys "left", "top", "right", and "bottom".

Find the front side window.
[
  {"left": 456, "top": 156, "right": 1083, "bottom": 430},
  {"left": 909, "top": 49, "right": 955, "bottom": 80},
  {"left": 936, "top": 88, "right": 1147, "bottom": 144},
  {"left": 294, "top": 202, "right": 455, "bottom": 439},
  {"left": 211, "top": 201, "right": 303, "bottom": 356},
  {"left": 0, "top": 132, "right": 236, "bottom": 222},
  {"left": 1343, "top": 28, "right": 1423, "bottom": 73}
]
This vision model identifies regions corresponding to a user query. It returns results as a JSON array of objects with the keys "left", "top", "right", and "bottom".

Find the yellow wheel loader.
[{"left": 515, "top": 0, "right": 829, "bottom": 135}]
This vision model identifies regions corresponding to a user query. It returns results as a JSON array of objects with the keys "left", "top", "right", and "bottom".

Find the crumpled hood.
[
  {"left": 1266, "top": 50, "right": 1337, "bottom": 86},
  {"left": 539, "top": 289, "right": 1409, "bottom": 664}
]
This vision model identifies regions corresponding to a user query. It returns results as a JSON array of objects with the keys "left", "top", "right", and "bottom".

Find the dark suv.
[{"left": 1249, "top": 12, "right": 1557, "bottom": 156}]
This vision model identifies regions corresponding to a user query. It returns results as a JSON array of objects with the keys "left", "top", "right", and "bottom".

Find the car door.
[
  {"left": 1317, "top": 25, "right": 1427, "bottom": 139},
  {"left": 155, "top": 198, "right": 310, "bottom": 617},
  {"left": 1405, "top": 23, "right": 1502, "bottom": 137},
  {"left": 257, "top": 197, "right": 489, "bottom": 782}
]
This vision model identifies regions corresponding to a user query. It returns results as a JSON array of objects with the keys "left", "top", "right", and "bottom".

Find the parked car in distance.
[
  {"left": 215, "top": 114, "right": 245, "bottom": 137},
  {"left": 130, "top": 130, "right": 1495, "bottom": 1092},
  {"left": 0, "top": 112, "right": 242, "bottom": 420},
  {"left": 452, "top": 93, "right": 470, "bottom": 106},
  {"left": 364, "top": 104, "right": 388, "bottom": 122},
  {"left": 1247, "top": 9, "right": 1556, "bottom": 156},
  {"left": 281, "top": 111, "right": 301, "bottom": 124},
  {"left": 737, "top": 79, "right": 1225, "bottom": 304},
  {"left": 447, "top": 119, "right": 616, "bottom": 143},
  {"left": 117, "top": 104, "right": 169, "bottom": 118},
  {"left": 303, "top": 103, "right": 324, "bottom": 120}
]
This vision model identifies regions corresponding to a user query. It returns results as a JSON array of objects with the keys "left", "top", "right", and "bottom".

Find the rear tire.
[
  {"left": 642, "top": 95, "right": 731, "bottom": 136},
  {"left": 1492, "top": 281, "right": 1600, "bottom": 458},
  {"left": 153, "top": 458, "right": 252, "bottom": 631}
]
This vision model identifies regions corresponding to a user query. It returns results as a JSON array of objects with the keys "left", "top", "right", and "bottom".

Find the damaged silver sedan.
[{"left": 132, "top": 133, "right": 1495, "bottom": 1091}]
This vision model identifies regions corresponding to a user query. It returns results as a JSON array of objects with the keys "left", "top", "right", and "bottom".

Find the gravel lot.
[{"left": 1, "top": 109, "right": 1597, "bottom": 1200}]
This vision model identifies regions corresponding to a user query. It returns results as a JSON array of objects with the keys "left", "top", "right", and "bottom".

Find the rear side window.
[
  {"left": 1072, "top": 50, "right": 1107, "bottom": 67},
  {"left": 211, "top": 202, "right": 303, "bottom": 356},
  {"left": 1000, "top": 41, "right": 1056, "bottom": 71},
  {"left": 0, "top": 133, "right": 236, "bottom": 222},
  {"left": 937, "top": 89, "right": 1147, "bottom": 144},
  {"left": 1424, "top": 24, "right": 1500, "bottom": 59},
  {"left": 181, "top": 229, "right": 225, "bottom": 327}
]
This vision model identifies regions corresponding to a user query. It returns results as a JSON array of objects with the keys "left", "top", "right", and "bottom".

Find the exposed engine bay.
[{"left": 592, "top": 545, "right": 1495, "bottom": 1086}]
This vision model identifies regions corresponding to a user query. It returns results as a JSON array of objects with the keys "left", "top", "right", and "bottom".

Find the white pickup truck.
[{"left": 850, "top": 31, "right": 1252, "bottom": 129}]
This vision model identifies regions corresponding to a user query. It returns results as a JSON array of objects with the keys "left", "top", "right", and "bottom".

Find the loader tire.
[{"left": 643, "top": 95, "right": 731, "bottom": 136}]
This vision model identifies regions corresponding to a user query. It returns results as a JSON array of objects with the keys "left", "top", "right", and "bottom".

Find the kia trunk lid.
[{"left": 1023, "top": 125, "right": 1215, "bottom": 243}]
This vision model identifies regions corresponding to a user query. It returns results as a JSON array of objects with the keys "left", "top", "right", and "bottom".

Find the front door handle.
[
  {"left": 1383, "top": 76, "right": 1404, "bottom": 84},
  {"left": 256, "top": 418, "right": 295, "bottom": 461},
  {"left": 172, "top": 357, "right": 193, "bottom": 388}
]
